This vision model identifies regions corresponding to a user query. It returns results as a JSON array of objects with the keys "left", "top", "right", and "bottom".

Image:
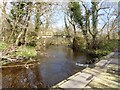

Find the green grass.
[
  {"left": 10, "top": 46, "right": 37, "bottom": 58},
  {"left": 0, "top": 45, "right": 37, "bottom": 66},
  {"left": 0, "top": 42, "right": 37, "bottom": 58},
  {"left": 16, "top": 46, "right": 37, "bottom": 57},
  {"left": 0, "top": 42, "right": 8, "bottom": 50}
]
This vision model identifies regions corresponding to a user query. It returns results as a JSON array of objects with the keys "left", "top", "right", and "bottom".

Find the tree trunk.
[
  {"left": 91, "top": 2, "right": 98, "bottom": 50},
  {"left": 92, "top": 35, "right": 97, "bottom": 49},
  {"left": 23, "top": 15, "right": 30, "bottom": 46},
  {"left": 15, "top": 31, "right": 23, "bottom": 46},
  {"left": 73, "top": 23, "right": 76, "bottom": 36},
  {"left": 72, "top": 23, "right": 78, "bottom": 51},
  {"left": 107, "top": 31, "right": 110, "bottom": 40},
  {"left": 72, "top": 37, "right": 78, "bottom": 51},
  {"left": 85, "top": 35, "right": 90, "bottom": 49}
]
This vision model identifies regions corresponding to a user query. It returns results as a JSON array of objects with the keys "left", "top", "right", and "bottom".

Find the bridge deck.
[{"left": 52, "top": 51, "right": 119, "bottom": 89}]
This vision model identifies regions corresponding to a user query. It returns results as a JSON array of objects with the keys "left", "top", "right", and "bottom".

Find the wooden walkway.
[{"left": 52, "top": 51, "right": 119, "bottom": 89}]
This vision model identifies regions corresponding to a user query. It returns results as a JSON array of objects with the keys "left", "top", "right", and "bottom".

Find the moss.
[{"left": 0, "top": 42, "right": 8, "bottom": 50}]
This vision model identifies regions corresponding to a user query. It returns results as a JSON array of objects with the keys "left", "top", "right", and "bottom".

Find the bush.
[
  {"left": 86, "top": 39, "right": 118, "bottom": 59},
  {"left": 94, "top": 40, "right": 118, "bottom": 58},
  {"left": 99, "top": 40, "right": 118, "bottom": 51},
  {"left": 28, "top": 41, "right": 37, "bottom": 47},
  {"left": 72, "top": 37, "right": 86, "bottom": 51}
]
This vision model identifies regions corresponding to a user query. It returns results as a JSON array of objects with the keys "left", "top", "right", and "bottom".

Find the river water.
[{"left": 1, "top": 46, "right": 91, "bottom": 88}]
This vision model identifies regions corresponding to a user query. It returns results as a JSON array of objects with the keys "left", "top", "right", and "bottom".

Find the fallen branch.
[{"left": 0, "top": 56, "right": 17, "bottom": 62}]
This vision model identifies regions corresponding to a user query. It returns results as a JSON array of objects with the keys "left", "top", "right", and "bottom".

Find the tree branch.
[{"left": 97, "top": 7, "right": 110, "bottom": 12}]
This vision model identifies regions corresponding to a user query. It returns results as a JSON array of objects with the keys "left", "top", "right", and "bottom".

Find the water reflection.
[
  {"left": 2, "top": 66, "right": 43, "bottom": 88},
  {"left": 2, "top": 46, "right": 89, "bottom": 88}
]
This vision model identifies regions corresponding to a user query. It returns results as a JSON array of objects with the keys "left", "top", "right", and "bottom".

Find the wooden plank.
[{"left": 58, "top": 73, "right": 94, "bottom": 88}]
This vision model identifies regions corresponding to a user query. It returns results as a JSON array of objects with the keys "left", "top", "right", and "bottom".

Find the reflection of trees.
[
  {"left": 2, "top": 65, "right": 44, "bottom": 88},
  {"left": 26, "top": 66, "right": 43, "bottom": 88},
  {"left": 63, "top": 46, "right": 84, "bottom": 61},
  {"left": 63, "top": 46, "right": 74, "bottom": 59}
]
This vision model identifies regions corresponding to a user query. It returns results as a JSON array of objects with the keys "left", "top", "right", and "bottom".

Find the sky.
[{"left": 0, "top": 0, "right": 119, "bottom": 30}]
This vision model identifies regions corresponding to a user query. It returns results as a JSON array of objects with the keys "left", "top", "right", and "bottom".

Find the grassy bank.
[
  {"left": 0, "top": 42, "right": 37, "bottom": 66},
  {"left": 0, "top": 42, "right": 37, "bottom": 58},
  {"left": 0, "top": 39, "right": 118, "bottom": 66},
  {"left": 9, "top": 46, "right": 37, "bottom": 58}
]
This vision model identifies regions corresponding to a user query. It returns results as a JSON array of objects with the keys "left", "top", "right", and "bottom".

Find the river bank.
[
  {"left": 0, "top": 39, "right": 118, "bottom": 66},
  {"left": 0, "top": 44, "right": 37, "bottom": 66}
]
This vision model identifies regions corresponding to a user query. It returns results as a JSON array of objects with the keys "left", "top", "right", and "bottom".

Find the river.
[{"left": 1, "top": 46, "right": 91, "bottom": 88}]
